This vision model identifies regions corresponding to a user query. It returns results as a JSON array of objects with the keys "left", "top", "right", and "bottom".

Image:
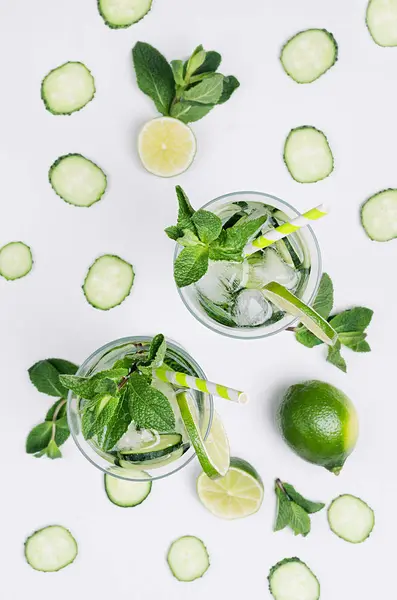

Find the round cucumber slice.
[
  {"left": 167, "top": 536, "right": 210, "bottom": 582},
  {"left": 41, "top": 62, "right": 95, "bottom": 115},
  {"left": 367, "top": 0, "right": 397, "bottom": 47},
  {"left": 361, "top": 189, "right": 397, "bottom": 241},
  {"left": 268, "top": 558, "right": 320, "bottom": 600},
  {"left": 98, "top": 0, "right": 152, "bottom": 28},
  {"left": 328, "top": 494, "right": 375, "bottom": 543},
  {"left": 0, "top": 242, "right": 33, "bottom": 281},
  {"left": 105, "top": 470, "right": 152, "bottom": 507},
  {"left": 25, "top": 526, "right": 78, "bottom": 572},
  {"left": 83, "top": 255, "right": 134, "bottom": 310},
  {"left": 281, "top": 29, "right": 338, "bottom": 84},
  {"left": 118, "top": 433, "right": 183, "bottom": 461},
  {"left": 284, "top": 126, "right": 334, "bottom": 183},
  {"left": 49, "top": 154, "right": 107, "bottom": 207}
]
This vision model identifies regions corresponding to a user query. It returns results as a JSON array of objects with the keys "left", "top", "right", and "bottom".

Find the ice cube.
[
  {"left": 116, "top": 423, "right": 158, "bottom": 451},
  {"left": 246, "top": 248, "right": 298, "bottom": 290},
  {"left": 196, "top": 260, "right": 248, "bottom": 306},
  {"left": 232, "top": 289, "right": 272, "bottom": 327}
]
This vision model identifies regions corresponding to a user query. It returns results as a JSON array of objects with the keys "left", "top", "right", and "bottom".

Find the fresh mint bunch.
[
  {"left": 132, "top": 42, "right": 239, "bottom": 123},
  {"left": 166, "top": 186, "right": 267, "bottom": 287},
  {"left": 274, "top": 479, "right": 325, "bottom": 537},
  {"left": 60, "top": 335, "right": 176, "bottom": 452},
  {"left": 293, "top": 273, "right": 373, "bottom": 372},
  {"left": 26, "top": 358, "right": 78, "bottom": 459}
]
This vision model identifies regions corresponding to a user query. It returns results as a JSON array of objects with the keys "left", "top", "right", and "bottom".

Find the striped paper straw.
[
  {"left": 244, "top": 204, "right": 328, "bottom": 256},
  {"left": 153, "top": 368, "right": 248, "bottom": 404}
]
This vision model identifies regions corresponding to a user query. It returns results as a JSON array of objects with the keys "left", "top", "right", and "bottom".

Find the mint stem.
[
  {"left": 50, "top": 398, "right": 66, "bottom": 443},
  {"left": 275, "top": 478, "right": 288, "bottom": 496}
]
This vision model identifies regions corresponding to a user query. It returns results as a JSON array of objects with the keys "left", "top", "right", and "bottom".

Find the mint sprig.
[
  {"left": 293, "top": 273, "right": 373, "bottom": 372},
  {"left": 274, "top": 479, "right": 325, "bottom": 537},
  {"left": 132, "top": 42, "right": 239, "bottom": 124}
]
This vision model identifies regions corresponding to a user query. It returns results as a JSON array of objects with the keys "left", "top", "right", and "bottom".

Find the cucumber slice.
[
  {"left": 117, "top": 444, "right": 186, "bottom": 470},
  {"left": 268, "top": 558, "right": 320, "bottom": 600},
  {"left": 118, "top": 433, "right": 183, "bottom": 461},
  {"left": 104, "top": 470, "right": 152, "bottom": 507},
  {"left": 98, "top": 0, "right": 152, "bottom": 28},
  {"left": 361, "top": 189, "right": 397, "bottom": 241},
  {"left": 284, "top": 126, "right": 334, "bottom": 183},
  {"left": 328, "top": 494, "right": 375, "bottom": 543},
  {"left": 49, "top": 154, "right": 107, "bottom": 207},
  {"left": 25, "top": 526, "right": 78, "bottom": 572},
  {"left": 83, "top": 255, "right": 134, "bottom": 310},
  {"left": 41, "top": 62, "right": 95, "bottom": 115},
  {"left": 0, "top": 242, "right": 33, "bottom": 280},
  {"left": 281, "top": 29, "right": 338, "bottom": 83},
  {"left": 167, "top": 536, "right": 210, "bottom": 582},
  {"left": 367, "top": 0, "right": 397, "bottom": 47}
]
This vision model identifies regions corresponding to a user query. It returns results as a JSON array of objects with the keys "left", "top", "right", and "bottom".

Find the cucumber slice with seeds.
[
  {"left": 49, "top": 154, "right": 107, "bottom": 207},
  {"left": 284, "top": 126, "right": 334, "bottom": 183},
  {"left": 367, "top": 0, "right": 397, "bottom": 47},
  {"left": 167, "top": 536, "right": 210, "bottom": 582},
  {"left": 41, "top": 62, "right": 95, "bottom": 115},
  {"left": 0, "top": 242, "right": 33, "bottom": 280},
  {"left": 281, "top": 29, "right": 338, "bottom": 84},
  {"left": 25, "top": 526, "right": 78, "bottom": 572},
  {"left": 328, "top": 494, "right": 375, "bottom": 543},
  {"left": 268, "top": 558, "right": 320, "bottom": 600},
  {"left": 361, "top": 189, "right": 397, "bottom": 241},
  {"left": 118, "top": 433, "right": 183, "bottom": 461},
  {"left": 104, "top": 470, "right": 152, "bottom": 507},
  {"left": 83, "top": 255, "right": 134, "bottom": 310},
  {"left": 98, "top": 0, "right": 152, "bottom": 28}
]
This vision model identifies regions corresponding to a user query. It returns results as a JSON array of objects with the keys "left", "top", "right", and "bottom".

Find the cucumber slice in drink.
[
  {"left": 49, "top": 154, "right": 107, "bottom": 207},
  {"left": 41, "top": 62, "right": 95, "bottom": 115},
  {"left": 25, "top": 526, "right": 78, "bottom": 572},
  {"left": 263, "top": 281, "right": 338, "bottom": 345},
  {"left": 328, "top": 494, "right": 375, "bottom": 543},
  {"left": 167, "top": 536, "right": 210, "bottom": 582},
  {"left": 117, "top": 445, "right": 186, "bottom": 470},
  {"left": 177, "top": 395, "right": 230, "bottom": 479},
  {"left": 118, "top": 433, "right": 183, "bottom": 461},
  {"left": 268, "top": 558, "right": 320, "bottom": 600},
  {"left": 0, "top": 242, "right": 33, "bottom": 280},
  {"left": 104, "top": 470, "right": 152, "bottom": 507},
  {"left": 197, "top": 457, "right": 264, "bottom": 519},
  {"left": 83, "top": 255, "right": 134, "bottom": 310},
  {"left": 98, "top": 0, "right": 152, "bottom": 28},
  {"left": 281, "top": 29, "right": 338, "bottom": 84},
  {"left": 366, "top": 0, "right": 397, "bottom": 47},
  {"left": 361, "top": 189, "right": 397, "bottom": 241},
  {"left": 284, "top": 126, "right": 334, "bottom": 183}
]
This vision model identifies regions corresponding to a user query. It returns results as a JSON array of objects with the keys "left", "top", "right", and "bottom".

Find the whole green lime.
[{"left": 278, "top": 380, "right": 359, "bottom": 474}]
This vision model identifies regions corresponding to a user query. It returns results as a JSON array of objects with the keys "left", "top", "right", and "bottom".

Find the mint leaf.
[
  {"left": 295, "top": 273, "right": 333, "bottom": 347},
  {"left": 54, "top": 416, "right": 70, "bottom": 446},
  {"left": 102, "top": 390, "right": 132, "bottom": 451},
  {"left": 29, "top": 360, "right": 72, "bottom": 397},
  {"left": 128, "top": 372, "right": 175, "bottom": 432},
  {"left": 45, "top": 399, "right": 67, "bottom": 421},
  {"left": 170, "top": 101, "right": 214, "bottom": 123},
  {"left": 338, "top": 332, "right": 370, "bottom": 352},
  {"left": 47, "top": 440, "right": 62, "bottom": 459},
  {"left": 176, "top": 230, "right": 203, "bottom": 247},
  {"left": 209, "top": 215, "right": 267, "bottom": 261},
  {"left": 60, "top": 368, "right": 128, "bottom": 399},
  {"left": 282, "top": 483, "right": 325, "bottom": 514},
  {"left": 184, "top": 73, "right": 224, "bottom": 104},
  {"left": 148, "top": 334, "right": 166, "bottom": 368},
  {"left": 289, "top": 502, "right": 311, "bottom": 536},
  {"left": 47, "top": 359, "right": 78, "bottom": 375},
  {"left": 194, "top": 50, "right": 222, "bottom": 75},
  {"left": 327, "top": 341, "right": 347, "bottom": 373},
  {"left": 171, "top": 59, "right": 184, "bottom": 86},
  {"left": 174, "top": 245, "right": 209, "bottom": 287},
  {"left": 95, "top": 378, "right": 118, "bottom": 395},
  {"left": 165, "top": 225, "right": 184, "bottom": 241},
  {"left": 218, "top": 75, "right": 240, "bottom": 104},
  {"left": 329, "top": 307, "right": 373, "bottom": 334},
  {"left": 81, "top": 408, "right": 96, "bottom": 440},
  {"left": 295, "top": 328, "right": 323, "bottom": 348},
  {"left": 132, "top": 42, "right": 175, "bottom": 116},
  {"left": 26, "top": 422, "right": 52, "bottom": 454},
  {"left": 176, "top": 186, "right": 196, "bottom": 232},
  {"left": 274, "top": 487, "right": 292, "bottom": 532},
  {"left": 192, "top": 210, "right": 222, "bottom": 244},
  {"left": 185, "top": 45, "right": 206, "bottom": 79}
]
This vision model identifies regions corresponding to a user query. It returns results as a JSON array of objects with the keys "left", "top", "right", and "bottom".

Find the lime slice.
[
  {"left": 176, "top": 393, "right": 230, "bottom": 479},
  {"left": 263, "top": 281, "right": 338, "bottom": 345},
  {"left": 197, "top": 457, "right": 264, "bottom": 519},
  {"left": 138, "top": 117, "right": 196, "bottom": 177}
]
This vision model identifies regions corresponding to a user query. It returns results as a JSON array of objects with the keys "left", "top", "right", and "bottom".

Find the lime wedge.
[
  {"left": 176, "top": 393, "right": 230, "bottom": 479},
  {"left": 138, "top": 117, "right": 196, "bottom": 177},
  {"left": 263, "top": 281, "right": 338, "bottom": 345},
  {"left": 197, "top": 457, "right": 264, "bottom": 519}
]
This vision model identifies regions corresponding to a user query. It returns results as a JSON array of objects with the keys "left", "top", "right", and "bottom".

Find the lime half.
[
  {"left": 176, "top": 393, "right": 230, "bottom": 479},
  {"left": 197, "top": 457, "right": 264, "bottom": 519},
  {"left": 138, "top": 117, "right": 196, "bottom": 177},
  {"left": 263, "top": 281, "right": 338, "bottom": 345}
]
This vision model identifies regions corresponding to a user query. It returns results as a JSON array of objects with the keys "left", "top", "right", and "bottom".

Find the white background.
[{"left": 0, "top": 0, "right": 395, "bottom": 598}]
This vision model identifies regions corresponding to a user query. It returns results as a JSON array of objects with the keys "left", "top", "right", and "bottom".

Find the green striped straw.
[
  {"left": 153, "top": 367, "right": 248, "bottom": 404},
  {"left": 244, "top": 204, "right": 329, "bottom": 256}
]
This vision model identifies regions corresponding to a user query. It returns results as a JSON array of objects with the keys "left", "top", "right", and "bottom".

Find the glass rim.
[
  {"left": 67, "top": 335, "right": 214, "bottom": 481},
  {"left": 174, "top": 190, "right": 323, "bottom": 340}
]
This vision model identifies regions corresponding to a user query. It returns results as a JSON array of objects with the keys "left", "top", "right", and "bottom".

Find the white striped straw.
[{"left": 153, "top": 368, "right": 248, "bottom": 404}]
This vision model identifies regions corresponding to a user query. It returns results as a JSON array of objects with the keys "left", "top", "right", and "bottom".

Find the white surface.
[{"left": 0, "top": 0, "right": 395, "bottom": 598}]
